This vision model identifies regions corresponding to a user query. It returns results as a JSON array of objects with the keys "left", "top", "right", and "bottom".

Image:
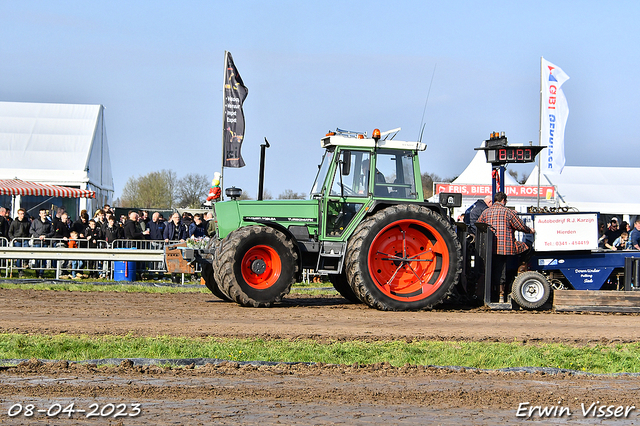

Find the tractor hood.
[{"left": 214, "top": 199, "right": 320, "bottom": 239}]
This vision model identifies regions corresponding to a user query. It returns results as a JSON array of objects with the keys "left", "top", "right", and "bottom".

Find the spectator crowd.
[{"left": 0, "top": 204, "right": 216, "bottom": 280}]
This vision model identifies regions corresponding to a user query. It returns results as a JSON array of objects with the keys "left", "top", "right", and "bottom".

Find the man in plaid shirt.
[{"left": 477, "top": 191, "right": 534, "bottom": 302}]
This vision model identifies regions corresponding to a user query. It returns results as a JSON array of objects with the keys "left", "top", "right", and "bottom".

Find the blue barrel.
[{"left": 114, "top": 260, "right": 136, "bottom": 281}]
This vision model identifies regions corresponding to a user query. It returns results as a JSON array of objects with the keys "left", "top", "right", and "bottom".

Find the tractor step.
[{"left": 316, "top": 241, "right": 346, "bottom": 274}]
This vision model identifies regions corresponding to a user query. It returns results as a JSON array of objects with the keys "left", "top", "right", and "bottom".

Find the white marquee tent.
[
  {"left": 0, "top": 101, "right": 113, "bottom": 215},
  {"left": 526, "top": 166, "right": 640, "bottom": 216},
  {"left": 451, "top": 141, "right": 520, "bottom": 186}
]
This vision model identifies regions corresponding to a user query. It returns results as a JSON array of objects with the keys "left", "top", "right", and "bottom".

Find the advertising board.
[
  {"left": 533, "top": 213, "right": 599, "bottom": 252},
  {"left": 434, "top": 183, "right": 555, "bottom": 199}
]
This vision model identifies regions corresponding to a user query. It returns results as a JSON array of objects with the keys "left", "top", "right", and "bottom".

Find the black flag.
[{"left": 223, "top": 52, "right": 248, "bottom": 168}]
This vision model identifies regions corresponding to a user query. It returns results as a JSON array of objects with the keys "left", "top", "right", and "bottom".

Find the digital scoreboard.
[
  {"left": 485, "top": 146, "right": 543, "bottom": 164},
  {"left": 475, "top": 132, "right": 544, "bottom": 165}
]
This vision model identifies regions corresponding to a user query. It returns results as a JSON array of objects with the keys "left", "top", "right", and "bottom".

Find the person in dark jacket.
[
  {"left": 188, "top": 214, "right": 207, "bottom": 238},
  {"left": 163, "top": 212, "right": 188, "bottom": 242},
  {"left": 29, "top": 208, "right": 55, "bottom": 278},
  {"left": 85, "top": 219, "right": 103, "bottom": 247},
  {"left": 8, "top": 208, "right": 30, "bottom": 241},
  {"left": 164, "top": 212, "right": 188, "bottom": 283},
  {"left": 71, "top": 211, "right": 89, "bottom": 238},
  {"left": 103, "top": 215, "right": 123, "bottom": 244},
  {"left": 0, "top": 207, "right": 9, "bottom": 239},
  {"left": 123, "top": 211, "right": 149, "bottom": 241},
  {"left": 52, "top": 212, "right": 72, "bottom": 276},
  {"left": 145, "top": 212, "right": 166, "bottom": 279},
  {"left": 53, "top": 212, "right": 72, "bottom": 241},
  {"left": 147, "top": 212, "right": 165, "bottom": 241},
  {"left": 85, "top": 219, "right": 104, "bottom": 278},
  {"left": 181, "top": 212, "right": 193, "bottom": 230},
  {"left": 468, "top": 195, "right": 493, "bottom": 236},
  {"left": 8, "top": 208, "right": 30, "bottom": 273}
]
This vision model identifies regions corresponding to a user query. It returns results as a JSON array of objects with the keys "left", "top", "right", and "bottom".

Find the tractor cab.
[{"left": 310, "top": 128, "right": 428, "bottom": 241}]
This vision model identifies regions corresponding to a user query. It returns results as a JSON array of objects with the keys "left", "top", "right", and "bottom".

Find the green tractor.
[{"left": 177, "top": 128, "right": 462, "bottom": 311}]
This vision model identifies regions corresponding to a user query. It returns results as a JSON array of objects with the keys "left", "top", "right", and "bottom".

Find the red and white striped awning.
[{"left": 0, "top": 179, "right": 95, "bottom": 199}]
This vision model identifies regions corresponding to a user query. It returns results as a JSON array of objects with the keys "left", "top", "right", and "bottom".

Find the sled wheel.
[
  {"left": 214, "top": 226, "right": 298, "bottom": 307},
  {"left": 511, "top": 271, "right": 551, "bottom": 310},
  {"left": 328, "top": 272, "right": 361, "bottom": 303},
  {"left": 201, "top": 261, "right": 232, "bottom": 301},
  {"left": 345, "top": 204, "right": 461, "bottom": 311}
]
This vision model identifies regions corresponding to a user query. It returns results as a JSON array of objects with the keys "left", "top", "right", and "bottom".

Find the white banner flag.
[{"left": 540, "top": 58, "right": 569, "bottom": 174}]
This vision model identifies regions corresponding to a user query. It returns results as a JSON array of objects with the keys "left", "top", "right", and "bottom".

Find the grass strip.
[
  {"left": 0, "top": 282, "right": 208, "bottom": 294},
  {"left": 1, "top": 334, "right": 640, "bottom": 374},
  {"left": 0, "top": 282, "right": 336, "bottom": 295}
]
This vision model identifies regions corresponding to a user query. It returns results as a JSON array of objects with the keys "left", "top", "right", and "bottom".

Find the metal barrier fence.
[
  {"left": 110, "top": 239, "right": 202, "bottom": 275},
  {"left": 0, "top": 237, "right": 8, "bottom": 277},
  {"left": 0, "top": 238, "right": 200, "bottom": 281}
]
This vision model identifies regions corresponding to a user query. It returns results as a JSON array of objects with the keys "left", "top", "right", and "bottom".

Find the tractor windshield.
[{"left": 310, "top": 150, "right": 334, "bottom": 197}]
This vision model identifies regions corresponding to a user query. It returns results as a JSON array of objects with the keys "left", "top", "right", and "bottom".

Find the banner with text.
[
  {"left": 435, "top": 183, "right": 555, "bottom": 199},
  {"left": 223, "top": 51, "right": 248, "bottom": 168},
  {"left": 541, "top": 58, "right": 569, "bottom": 175},
  {"left": 533, "top": 213, "right": 599, "bottom": 251}
]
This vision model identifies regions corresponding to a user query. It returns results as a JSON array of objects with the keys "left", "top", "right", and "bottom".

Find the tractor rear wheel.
[
  {"left": 214, "top": 225, "right": 298, "bottom": 307},
  {"left": 345, "top": 205, "right": 462, "bottom": 311}
]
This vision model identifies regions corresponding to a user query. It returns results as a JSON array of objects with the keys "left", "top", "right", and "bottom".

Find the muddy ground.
[{"left": 1, "top": 288, "right": 640, "bottom": 425}]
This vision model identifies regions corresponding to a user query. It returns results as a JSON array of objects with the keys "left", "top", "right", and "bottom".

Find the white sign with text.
[{"left": 534, "top": 213, "right": 599, "bottom": 252}]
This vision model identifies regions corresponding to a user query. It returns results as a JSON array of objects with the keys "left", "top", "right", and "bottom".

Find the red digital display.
[{"left": 495, "top": 148, "right": 534, "bottom": 163}]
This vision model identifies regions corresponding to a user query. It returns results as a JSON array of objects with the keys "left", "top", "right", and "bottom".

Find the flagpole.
[
  {"left": 220, "top": 51, "right": 228, "bottom": 201},
  {"left": 537, "top": 56, "right": 543, "bottom": 209}
]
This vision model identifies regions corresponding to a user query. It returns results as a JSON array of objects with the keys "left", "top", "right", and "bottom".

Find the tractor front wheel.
[{"left": 214, "top": 226, "right": 298, "bottom": 307}]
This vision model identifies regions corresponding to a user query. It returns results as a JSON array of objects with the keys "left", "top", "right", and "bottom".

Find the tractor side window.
[
  {"left": 373, "top": 150, "right": 417, "bottom": 199},
  {"left": 329, "top": 151, "right": 370, "bottom": 197}
]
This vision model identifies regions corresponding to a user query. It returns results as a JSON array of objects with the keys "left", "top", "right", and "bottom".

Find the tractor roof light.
[{"left": 372, "top": 128, "right": 381, "bottom": 142}]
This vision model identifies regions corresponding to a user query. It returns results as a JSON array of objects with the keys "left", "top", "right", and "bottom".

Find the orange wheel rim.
[
  {"left": 241, "top": 245, "right": 282, "bottom": 289},
  {"left": 368, "top": 219, "right": 450, "bottom": 301}
]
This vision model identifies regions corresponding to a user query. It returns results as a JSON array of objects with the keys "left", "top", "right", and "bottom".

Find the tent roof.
[
  {"left": 526, "top": 166, "right": 640, "bottom": 215},
  {"left": 0, "top": 179, "right": 95, "bottom": 198},
  {"left": 0, "top": 101, "right": 113, "bottom": 191},
  {"left": 452, "top": 141, "right": 519, "bottom": 186}
]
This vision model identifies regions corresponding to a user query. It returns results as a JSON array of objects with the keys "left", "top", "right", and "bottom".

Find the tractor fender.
[
  {"left": 368, "top": 201, "right": 449, "bottom": 219},
  {"left": 242, "top": 219, "right": 304, "bottom": 281}
]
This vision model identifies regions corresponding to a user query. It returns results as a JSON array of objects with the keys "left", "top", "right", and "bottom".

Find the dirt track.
[
  {"left": 1, "top": 289, "right": 640, "bottom": 343},
  {"left": 2, "top": 288, "right": 640, "bottom": 425}
]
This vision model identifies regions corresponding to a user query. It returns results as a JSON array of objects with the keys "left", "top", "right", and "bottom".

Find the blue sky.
[{"left": 2, "top": 1, "right": 639, "bottom": 199}]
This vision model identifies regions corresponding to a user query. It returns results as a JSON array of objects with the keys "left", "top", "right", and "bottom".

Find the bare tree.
[
  {"left": 176, "top": 173, "right": 210, "bottom": 208},
  {"left": 120, "top": 169, "right": 177, "bottom": 208},
  {"left": 508, "top": 169, "right": 528, "bottom": 185},
  {"left": 277, "top": 189, "right": 306, "bottom": 199},
  {"left": 421, "top": 172, "right": 454, "bottom": 199},
  {"left": 239, "top": 190, "right": 252, "bottom": 200},
  {"left": 262, "top": 189, "right": 273, "bottom": 200},
  {"left": 421, "top": 172, "right": 440, "bottom": 199}
]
